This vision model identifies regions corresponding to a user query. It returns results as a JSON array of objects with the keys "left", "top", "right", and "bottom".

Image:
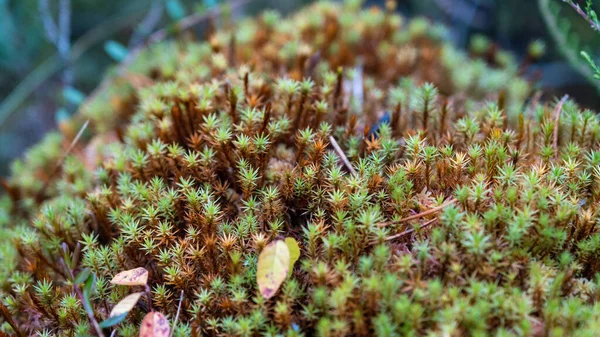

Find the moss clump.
[{"left": 2, "top": 1, "right": 600, "bottom": 336}]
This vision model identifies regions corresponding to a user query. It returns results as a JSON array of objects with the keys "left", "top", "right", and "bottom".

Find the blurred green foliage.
[{"left": 0, "top": 0, "right": 311, "bottom": 176}]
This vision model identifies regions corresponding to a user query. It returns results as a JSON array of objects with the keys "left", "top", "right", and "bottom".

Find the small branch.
[
  {"left": 329, "top": 135, "right": 357, "bottom": 176},
  {"left": 54, "top": 119, "right": 90, "bottom": 171},
  {"left": 0, "top": 302, "right": 25, "bottom": 337},
  {"left": 172, "top": 290, "right": 184, "bottom": 331},
  {"left": 564, "top": 0, "right": 600, "bottom": 32},
  {"left": 144, "top": 284, "right": 154, "bottom": 312},
  {"left": 378, "top": 198, "right": 456, "bottom": 227},
  {"left": 128, "top": 0, "right": 164, "bottom": 48},
  {"left": 38, "top": 0, "right": 72, "bottom": 86},
  {"left": 0, "top": 0, "right": 152, "bottom": 128},
  {"left": 38, "top": 119, "right": 89, "bottom": 200},
  {"left": 58, "top": 0, "right": 72, "bottom": 59},
  {"left": 381, "top": 218, "right": 438, "bottom": 243},
  {"left": 39, "top": 0, "right": 58, "bottom": 44},
  {"left": 538, "top": 0, "right": 600, "bottom": 91},
  {"left": 552, "top": 95, "right": 569, "bottom": 157}
]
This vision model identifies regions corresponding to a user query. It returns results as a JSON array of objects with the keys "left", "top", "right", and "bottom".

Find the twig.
[
  {"left": 0, "top": 0, "right": 151, "bottom": 127},
  {"left": 552, "top": 94, "right": 569, "bottom": 157},
  {"left": 329, "top": 135, "right": 357, "bottom": 176},
  {"left": 538, "top": 0, "right": 600, "bottom": 92},
  {"left": 55, "top": 119, "right": 89, "bottom": 170},
  {"left": 173, "top": 290, "right": 184, "bottom": 331},
  {"left": 39, "top": 0, "right": 72, "bottom": 86},
  {"left": 378, "top": 198, "right": 456, "bottom": 227},
  {"left": 128, "top": 0, "right": 164, "bottom": 48},
  {"left": 38, "top": 0, "right": 58, "bottom": 44},
  {"left": 144, "top": 284, "right": 154, "bottom": 312},
  {"left": 382, "top": 218, "right": 438, "bottom": 243},
  {"left": 0, "top": 302, "right": 25, "bottom": 337},
  {"left": 563, "top": 0, "right": 600, "bottom": 32},
  {"left": 38, "top": 119, "right": 89, "bottom": 199}
]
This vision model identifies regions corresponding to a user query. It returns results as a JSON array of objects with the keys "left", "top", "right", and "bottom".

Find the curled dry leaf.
[
  {"left": 139, "top": 311, "right": 170, "bottom": 337},
  {"left": 124, "top": 73, "right": 155, "bottom": 91},
  {"left": 110, "top": 292, "right": 144, "bottom": 318},
  {"left": 80, "top": 131, "right": 120, "bottom": 172},
  {"left": 111, "top": 267, "right": 149, "bottom": 286},
  {"left": 284, "top": 237, "right": 300, "bottom": 277},
  {"left": 257, "top": 239, "right": 290, "bottom": 299}
]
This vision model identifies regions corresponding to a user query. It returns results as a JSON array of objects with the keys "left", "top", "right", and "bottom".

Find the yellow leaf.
[
  {"left": 139, "top": 311, "right": 170, "bottom": 337},
  {"left": 257, "top": 239, "right": 290, "bottom": 299},
  {"left": 110, "top": 292, "right": 143, "bottom": 318},
  {"left": 284, "top": 237, "right": 300, "bottom": 277},
  {"left": 110, "top": 267, "right": 149, "bottom": 286}
]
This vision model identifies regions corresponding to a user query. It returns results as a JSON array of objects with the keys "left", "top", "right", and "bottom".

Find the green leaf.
[
  {"left": 55, "top": 107, "right": 70, "bottom": 124},
  {"left": 82, "top": 272, "right": 97, "bottom": 317},
  {"left": 99, "top": 312, "right": 128, "bottom": 328},
  {"left": 284, "top": 237, "right": 300, "bottom": 277},
  {"left": 83, "top": 273, "right": 97, "bottom": 299},
  {"left": 74, "top": 268, "right": 92, "bottom": 285},
  {"left": 63, "top": 86, "right": 86, "bottom": 105},
  {"left": 104, "top": 40, "right": 128, "bottom": 62},
  {"left": 257, "top": 239, "right": 290, "bottom": 299},
  {"left": 166, "top": 0, "right": 186, "bottom": 20}
]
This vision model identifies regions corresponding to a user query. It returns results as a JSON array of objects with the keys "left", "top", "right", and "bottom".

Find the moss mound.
[{"left": 2, "top": 1, "right": 600, "bottom": 336}]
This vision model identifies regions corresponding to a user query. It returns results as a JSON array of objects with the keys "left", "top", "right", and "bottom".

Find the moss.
[{"left": 2, "top": 1, "right": 600, "bottom": 336}]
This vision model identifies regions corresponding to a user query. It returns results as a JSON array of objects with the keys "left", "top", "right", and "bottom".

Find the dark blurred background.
[{"left": 0, "top": 0, "right": 599, "bottom": 176}]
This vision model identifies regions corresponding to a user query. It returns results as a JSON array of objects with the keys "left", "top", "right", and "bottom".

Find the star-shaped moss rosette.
[{"left": 1, "top": 1, "right": 600, "bottom": 336}]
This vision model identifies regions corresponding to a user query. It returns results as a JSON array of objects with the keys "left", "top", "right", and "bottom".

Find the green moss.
[{"left": 1, "top": 1, "right": 600, "bottom": 336}]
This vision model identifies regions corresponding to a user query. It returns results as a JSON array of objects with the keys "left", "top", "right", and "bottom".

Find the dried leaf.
[
  {"left": 257, "top": 239, "right": 290, "bottom": 299},
  {"left": 284, "top": 237, "right": 300, "bottom": 277},
  {"left": 109, "top": 292, "right": 143, "bottom": 318},
  {"left": 81, "top": 132, "right": 120, "bottom": 172},
  {"left": 124, "top": 73, "right": 155, "bottom": 91},
  {"left": 111, "top": 267, "right": 149, "bottom": 286},
  {"left": 139, "top": 311, "right": 170, "bottom": 337}
]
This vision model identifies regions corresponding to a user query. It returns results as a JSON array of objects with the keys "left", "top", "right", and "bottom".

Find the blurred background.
[{"left": 0, "top": 0, "right": 599, "bottom": 176}]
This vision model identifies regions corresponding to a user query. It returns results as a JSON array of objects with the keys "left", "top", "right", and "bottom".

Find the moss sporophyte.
[{"left": 2, "top": 1, "right": 600, "bottom": 336}]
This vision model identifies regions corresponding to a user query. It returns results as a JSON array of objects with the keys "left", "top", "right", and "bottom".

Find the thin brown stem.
[
  {"left": 383, "top": 218, "right": 437, "bottom": 242},
  {"left": 378, "top": 198, "right": 456, "bottom": 227},
  {"left": 38, "top": 119, "right": 89, "bottom": 200},
  {"left": 329, "top": 136, "right": 357, "bottom": 176},
  {"left": 565, "top": 0, "right": 600, "bottom": 32},
  {"left": 552, "top": 95, "right": 569, "bottom": 158},
  {"left": 173, "top": 290, "right": 185, "bottom": 331}
]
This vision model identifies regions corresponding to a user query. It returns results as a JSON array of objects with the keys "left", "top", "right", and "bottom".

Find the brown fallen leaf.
[
  {"left": 111, "top": 267, "right": 149, "bottom": 286},
  {"left": 139, "top": 311, "right": 170, "bottom": 337}
]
